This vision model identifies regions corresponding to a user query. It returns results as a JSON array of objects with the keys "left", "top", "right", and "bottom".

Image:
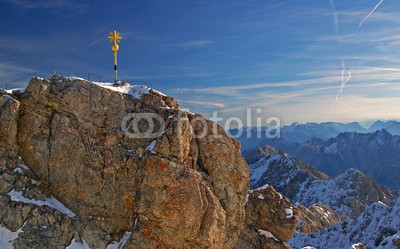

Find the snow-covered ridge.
[
  {"left": 2, "top": 76, "right": 169, "bottom": 101},
  {"left": 249, "top": 154, "right": 283, "bottom": 187},
  {"left": 248, "top": 147, "right": 396, "bottom": 217},
  {"left": 289, "top": 197, "right": 400, "bottom": 248},
  {"left": 68, "top": 76, "right": 153, "bottom": 99},
  {"left": 91, "top": 81, "right": 150, "bottom": 99}
]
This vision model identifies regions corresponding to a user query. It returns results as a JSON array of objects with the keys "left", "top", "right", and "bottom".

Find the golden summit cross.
[{"left": 108, "top": 30, "right": 122, "bottom": 84}]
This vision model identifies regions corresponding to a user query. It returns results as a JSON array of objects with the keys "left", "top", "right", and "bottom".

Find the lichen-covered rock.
[{"left": 1, "top": 77, "right": 249, "bottom": 248}]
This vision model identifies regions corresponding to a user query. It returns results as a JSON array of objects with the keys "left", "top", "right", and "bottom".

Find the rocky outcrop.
[
  {"left": 0, "top": 77, "right": 250, "bottom": 248},
  {"left": 297, "top": 203, "right": 344, "bottom": 233},
  {"left": 237, "top": 185, "right": 299, "bottom": 249}
]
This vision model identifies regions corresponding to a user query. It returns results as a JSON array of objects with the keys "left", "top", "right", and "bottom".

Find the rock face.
[
  {"left": 0, "top": 77, "right": 250, "bottom": 248},
  {"left": 237, "top": 185, "right": 299, "bottom": 249},
  {"left": 0, "top": 93, "right": 20, "bottom": 157},
  {"left": 1, "top": 90, "right": 76, "bottom": 249}
]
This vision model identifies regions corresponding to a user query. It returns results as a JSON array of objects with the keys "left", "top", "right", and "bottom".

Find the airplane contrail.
[
  {"left": 334, "top": 60, "right": 352, "bottom": 104},
  {"left": 329, "top": 0, "right": 339, "bottom": 35},
  {"left": 358, "top": 0, "right": 384, "bottom": 28}
]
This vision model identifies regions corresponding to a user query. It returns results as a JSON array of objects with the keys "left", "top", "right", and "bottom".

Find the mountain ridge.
[
  {"left": 248, "top": 145, "right": 397, "bottom": 217},
  {"left": 243, "top": 129, "right": 400, "bottom": 189}
]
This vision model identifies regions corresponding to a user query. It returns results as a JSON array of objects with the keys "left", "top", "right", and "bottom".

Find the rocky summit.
[{"left": 0, "top": 77, "right": 251, "bottom": 248}]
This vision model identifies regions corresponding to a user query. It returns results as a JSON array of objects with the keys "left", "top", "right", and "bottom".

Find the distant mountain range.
[
  {"left": 244, "top": 129, "right": 400, "bottom": 190},
  {"left": 231, "top": 120, "right": 400, "bottom": 151},
  {"left": 248, "top": 145, "right": 397, "bottom": 217}
]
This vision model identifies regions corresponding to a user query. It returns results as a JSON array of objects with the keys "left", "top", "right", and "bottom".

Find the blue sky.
[{"left": 1, "top": 0, "right": 400, "bottom": 125}]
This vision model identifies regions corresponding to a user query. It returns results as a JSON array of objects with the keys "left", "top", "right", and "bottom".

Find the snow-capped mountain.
[
  {"left": 231, "top": 122, "right": 368, "bottom": 151},
  {"left": 232, "top": 121, "right": 400, "bottom": 151},
  {"left": 245, "top": 129, "right": 400, "bottom": 190},
  {"left": 289, "top": 197, "right": 400, "bottom": 249},
  {"left": 249, "top": 146, "right": 397, "bottom": 217},
  {"left": 308, "top": 129, "right": 400, "bottom": 189},
  {"left": 281, "top": 121, "right": 366, "bottom": 143},
  {"left": 368, "top": 120, "right": 400, "bottom": 135}
]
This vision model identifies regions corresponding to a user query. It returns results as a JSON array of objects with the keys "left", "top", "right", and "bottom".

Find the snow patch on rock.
[{"left": 7, "top": 189, "right": 76, "bottom": 218}]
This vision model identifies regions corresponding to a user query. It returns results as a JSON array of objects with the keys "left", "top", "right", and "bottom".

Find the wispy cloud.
[
  {"left": 172, "top": 61, "right": 400, "bottom": 124},
  {"left": 329, "top": 0, "right": 339, "bottom": 35},
  {"left": 0, "top": 62, "right": 36, "bottom": 88},
  {"left": 5, "top": 0, "right": 86, "bottom": 10},
  {"left": 0, "top": 36, "right": 48, "bottom": 53},
  {"left": 183, "top": 100, "right": 226, "bottom": 108},
  {"left": 180, "top": 40, "right": 214, "bottom": 48},
  {"left": 173, "top": 77, "right": 337, "bottom": 97},
  {"left": 0, "top": 63, "right": 35, "bottom": 75}
]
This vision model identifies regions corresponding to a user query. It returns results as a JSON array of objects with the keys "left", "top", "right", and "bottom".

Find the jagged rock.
[
  {"left": 297, "top": 204, "right": 345, "bottom": 233},
  {"left": 237, "top": 185, "right": 299, "bottom": 248},
  {"left": 154, "top": 113, "right": 193, "bottom": 164},
  {"left": 0, "top": 155, "right": 77, "bottom": 249},
  {"left": 1, "top": 77, "right": 249, "bottom": 248},
  {"left": 0, "top": 93, "right": 20, "bottom": 157},
  {"left": 12, "top": 205, "right": 74, "bottom": 249},
  {"left": 236, "top": 226, "right": 291, "bottom": 249}
]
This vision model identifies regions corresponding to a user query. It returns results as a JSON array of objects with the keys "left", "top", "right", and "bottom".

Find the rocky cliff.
[{"left": 0, "top": 77, "right": 250, "bottom": 248}]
